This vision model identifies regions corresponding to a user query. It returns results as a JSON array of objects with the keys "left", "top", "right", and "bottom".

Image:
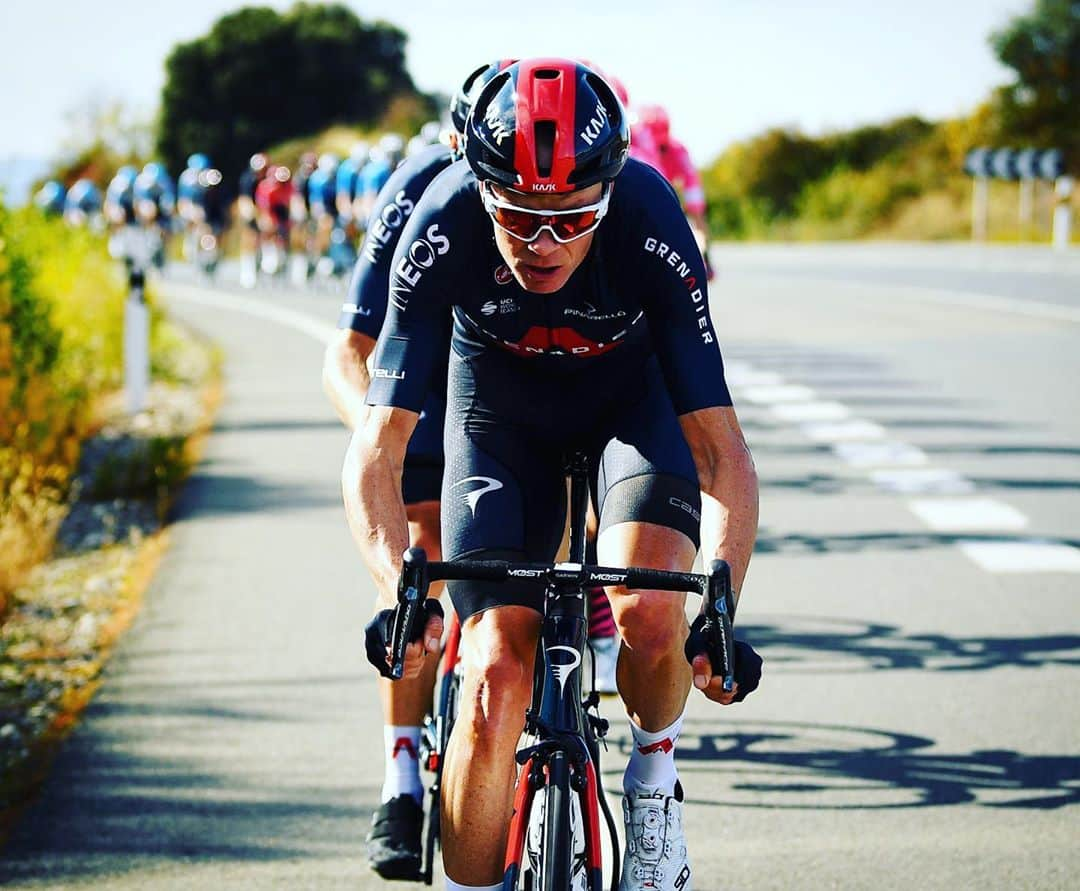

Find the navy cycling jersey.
[
  {"left": 339, "top": 143, "right": 455, "bottom": 339},
  {"left": 366, "top": 158, "right": 731, "bottom": 416}
]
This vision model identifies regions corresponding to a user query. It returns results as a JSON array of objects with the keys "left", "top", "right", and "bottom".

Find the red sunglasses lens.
[{"left": 492, "top": 206, "right": 599, "bottom": 241}]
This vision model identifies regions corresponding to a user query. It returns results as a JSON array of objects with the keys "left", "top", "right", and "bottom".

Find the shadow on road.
[
  {"left": 606, "top": 720, "right": 1079, "bottom": 811},
  {"left": 739, "top": 615, "right": 1079, "bottom": 673},
  {"left": 755, "top": 530, "right": 1080, "bottom": 556},
  {"left": 169, "top": 468, "right": 341, "bottom": 520}
]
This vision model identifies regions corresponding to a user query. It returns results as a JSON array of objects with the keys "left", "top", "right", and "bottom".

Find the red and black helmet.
[
  {"left": 449, "top": 59, "right": 517, "bottom": 136},
  {"left": 464, "top": 58, "right": 630, "bottom": 194}
]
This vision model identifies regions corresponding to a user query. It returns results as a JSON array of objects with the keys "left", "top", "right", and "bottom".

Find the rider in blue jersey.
[
  {"left": 324, "top": 61, "right": 515, "bottom": 882},
  {"left": 35, "top": 180, "right": 66, "bottom": 217},
  {"left": 63, "top": 179, "right": 102, "bottom": 226},
  {"left": 105, "top": 166, "right": 139, "bottom": 226},
  {"left": 178, "top": 153, "right": 210, "bottom": 260},
  {"left": 346, "top": 59, "right": 760, "bottom": 891}
]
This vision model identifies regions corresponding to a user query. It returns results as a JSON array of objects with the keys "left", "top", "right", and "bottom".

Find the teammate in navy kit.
[
  {"left": 323, "top": 61, "right": 513, "bottom": 881},
  {"left": 344, "top": 60, "right": 760, "bottom": 891}
]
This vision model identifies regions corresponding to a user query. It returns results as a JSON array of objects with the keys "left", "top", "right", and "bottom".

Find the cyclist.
[
  {"left": 34, "top": 180, "right": 66, "bottom": 216},
  {"left": 134, "top": 162, "right": 176, "bottom": 267},
  {"left": 346, "top": 59, "right": 760, "bottom": 891},
  {"left": 62, "top": 178, "right": 102, "bottom": 227},
  {"left": 306, "top": 153, "right": 340, "bottom": 277},
  {"left": 237, "top": 152, "right": 269, "bottom": 287},
  {"left": 335, "top": 141, "right": 369, "bottom": 229},
  {"left": 105, "top": 165, "right": 139, "bottom": 226},
  {"left": 177, "top": 152, "right": 211, "bottom": 260},
  {"left": 323, "top": 58, "right": 513, "bottom": 881},
  {"left": 289, "top": 152, "right": 318, "bottom": 283},
  {"left": 255, "top": 164, "right": 295, "bottom": 276},
  {"left": 636, "top": 105, "right": 712, "bottom": 277},
  {"left": 407, "top": 120, "right": 444, "bottom": 158},
  {"left": 192, "top": 167, "right": 227, "bottom": 274},
  {"left": 357, "top": 133, "right": 404, "bottom": 224}
]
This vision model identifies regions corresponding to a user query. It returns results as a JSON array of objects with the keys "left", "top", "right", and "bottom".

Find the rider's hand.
[
  {"left": 364, "top": 599, "right": 444, "bottom": 680},
  {"left": 686, "top": 620, "right": 762, "bottom": 705}
]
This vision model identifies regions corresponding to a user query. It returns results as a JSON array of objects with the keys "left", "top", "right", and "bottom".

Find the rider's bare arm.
[
  {"left": 322, "top": 328, "right": 377, "bottom": 429},
  {"left": 342, "top": 405, "right": 417, "bottom": 607},
  {"left": 679, "top": 405, "right": 759, "bottom": 599}
]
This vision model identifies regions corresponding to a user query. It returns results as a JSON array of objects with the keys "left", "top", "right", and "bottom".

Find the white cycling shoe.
[{"left": 619, "top": 783, "right": 691, "bottom": 891}]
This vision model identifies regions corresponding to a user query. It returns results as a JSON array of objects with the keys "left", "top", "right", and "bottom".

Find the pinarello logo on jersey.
[{"left": 493, "top": 264, "right": 513, "bottom": 285}]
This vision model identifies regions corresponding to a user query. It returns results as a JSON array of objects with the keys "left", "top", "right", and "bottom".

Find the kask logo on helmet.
[
  {"left": 484, "top": 101, "right": 513, "bottom": 146},
  {"left": 580, "top": 99, "right": 610, "bottom": 147}
]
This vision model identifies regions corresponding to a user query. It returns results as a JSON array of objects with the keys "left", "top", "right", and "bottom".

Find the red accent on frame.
[
  {"left": 503, "top": 757, "right": 535, "bottom": 872},
  {"left": 583, "top": 760, "right": 604, "bottom": 872},
  {"left": 439, "top": 611, "right": 461, "bottom": 680}
]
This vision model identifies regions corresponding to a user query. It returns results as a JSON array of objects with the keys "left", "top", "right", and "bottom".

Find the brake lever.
[
  {"left": 389, "top": 547, "right": 429, "bottom": 680},
  {"left": 704, "top": 559, "right": 737, "bottom": 693}
]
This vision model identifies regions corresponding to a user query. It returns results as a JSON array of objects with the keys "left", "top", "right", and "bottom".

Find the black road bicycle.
[{"left": 389, "top": 451, "right": 737, "bottom": 890}]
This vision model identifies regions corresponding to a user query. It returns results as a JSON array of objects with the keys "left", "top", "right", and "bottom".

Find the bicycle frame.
[{"left": 394, "top": 450, "right": 737, "bottom": 891}]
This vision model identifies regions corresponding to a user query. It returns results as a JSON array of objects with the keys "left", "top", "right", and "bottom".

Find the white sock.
[
  {"left": 382, "top": 725, "right": 423, "bottom": 804},
  {"left": 623, "top": 712, "right": 684, "bottom": 796},
  {"left": 445, "top": 881, "right": 501, "bottom": 891}
]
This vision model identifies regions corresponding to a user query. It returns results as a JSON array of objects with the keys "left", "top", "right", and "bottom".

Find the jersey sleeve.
[
  {"left": 619, "top": 161, "right": 731, "bottom": 414},
  {"left": 339, "top": 147, "right": 453, "bottom": 338},
  {"left": 365, "top": 166, "right": 465, "bottom": 414}
]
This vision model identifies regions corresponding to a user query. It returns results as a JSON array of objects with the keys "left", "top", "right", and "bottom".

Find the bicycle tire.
[
  {"left": 422, "top": 663, "right": 460, "bottom": 883},
  {"left": 539, "top": 752, "right": 573, "bottom": 891}
]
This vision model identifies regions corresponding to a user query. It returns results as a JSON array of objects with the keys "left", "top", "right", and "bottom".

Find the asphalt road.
[{"left": 3, "top": 243, "right": 1077, "bottom": 889}]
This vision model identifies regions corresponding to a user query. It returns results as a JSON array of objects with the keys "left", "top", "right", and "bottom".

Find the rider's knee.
[{"left": 613, "top": 592, "right": 686, "bottom": 660}]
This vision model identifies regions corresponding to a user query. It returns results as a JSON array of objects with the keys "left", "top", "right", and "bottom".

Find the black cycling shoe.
[{"left": 366, "top": 794, "right": 423, "bottom": 880}]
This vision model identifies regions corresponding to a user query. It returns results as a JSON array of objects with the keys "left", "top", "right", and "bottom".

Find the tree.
[
  {"left": 990, "top": 0, "right": 1080, "bottom": 164},
  {"left": 157, "top": 3, "right": 434, "bottom": 182}
]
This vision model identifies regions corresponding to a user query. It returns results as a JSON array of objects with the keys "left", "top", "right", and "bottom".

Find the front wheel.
[{"left": 523, "top": 753, "right": 576, "bottom": 891}]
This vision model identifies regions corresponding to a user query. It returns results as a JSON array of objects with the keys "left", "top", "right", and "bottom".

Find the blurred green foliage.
[
  {"left": 157, "top": 3, "right": 438, "bottom": 182},
  {"left": 704, "top": 0, "right": 1078, "bottom": 240}
]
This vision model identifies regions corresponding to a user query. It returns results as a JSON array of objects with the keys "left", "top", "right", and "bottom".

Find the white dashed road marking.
[
  {"left": 801, "top": 420, "right": 887, "bottom": 442},
  {"left": 769, "top": 401, "right": 852, "bottom": 422},
  {"left": 833, "top": 441, "right": 929, "bottom": 468},
  {"left": 870, "top": 469, "right": 976, "bottom": 495},
  {"left": 741, "top": 385, "right": 818, "bottom": 404},
  {"left": 957, "top": 540, "right": 1080, "bottom": 572},
  {"left": 907, "top": 498, "right": 1029, "bottom": 531}
]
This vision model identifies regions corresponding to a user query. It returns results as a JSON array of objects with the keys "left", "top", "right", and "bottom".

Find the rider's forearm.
[
  {"left": 342, "top": 429, "right": 410, "bottom": 607},
  {"left": 685, "top": 411, "right": 759, "bottom": 601},
  {"left": 698, "top": 449, "right": 758, "bottom": 603},
  {"left": 322, "top": 331, "right": 375, "bottom": 430}
]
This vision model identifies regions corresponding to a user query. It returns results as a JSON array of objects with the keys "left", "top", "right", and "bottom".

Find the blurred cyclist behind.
[
  {"left": 255, "top": 164, "right": 295, "bottom": 278},
  {"left": 238, "top": 152, "right": 269, "bottom": 287},
  {"left": 306, "top": 153, "right": 341, "bottom": 280},
  {"left": 635, "top": 104, "right": 712, "bottom": 277},
  {"left": 64, "top": 178, "right": 103, "bottom": 229},
  {"left": 193, "top": 167, "right": 227, "bottom": 276},
  {"left": 357, "top": 133, "right": 404, "bottom": 224},
  {"left": 34, "top": 180, "right": 66, "bottom": 217},
  {"left": 177, "top": 152, "right": 211, "bottom": 260},
  {"left": 134, "top": 162, "right": 176, "bottom": 268},
  {"left": 289, "top": 152, "right": 318, "bottom": 284}
]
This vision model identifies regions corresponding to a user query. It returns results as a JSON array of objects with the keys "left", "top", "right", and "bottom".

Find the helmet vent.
[
  {"left": 534, "top": 68, "right": 559, "bottom": 80},
  {"left": 534, "top": 121, "right": 556, "bottom": 178}
]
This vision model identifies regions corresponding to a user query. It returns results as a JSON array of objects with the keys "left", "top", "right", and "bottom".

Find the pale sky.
[{"left": 1, "top": 0, "right": 1030, "bottom": 166}]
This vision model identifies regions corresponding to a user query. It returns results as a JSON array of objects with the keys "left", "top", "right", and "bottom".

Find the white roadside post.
[
  {"left": 1053, "top": 176, "right": 1075, "bottom": 251},
  {"left": 1015, "top": 149, "right": 1039, "bottom": 236},
  {"left": 121, "top": 227, "right": 151, "bottom": 414}
]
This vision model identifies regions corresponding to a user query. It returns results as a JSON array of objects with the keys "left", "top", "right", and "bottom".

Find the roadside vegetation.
[{"left": 703, "top": 0, "right": 1079, "bottom": 240}]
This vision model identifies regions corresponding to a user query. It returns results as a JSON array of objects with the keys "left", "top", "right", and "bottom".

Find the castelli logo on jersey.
[{"left": 494, "top": 264, "right": 513, "bottom": 285}]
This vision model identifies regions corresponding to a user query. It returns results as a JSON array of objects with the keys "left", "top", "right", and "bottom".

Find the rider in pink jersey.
[{"left": 636, "top": 103, "right": 712, "bottom": 278}]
